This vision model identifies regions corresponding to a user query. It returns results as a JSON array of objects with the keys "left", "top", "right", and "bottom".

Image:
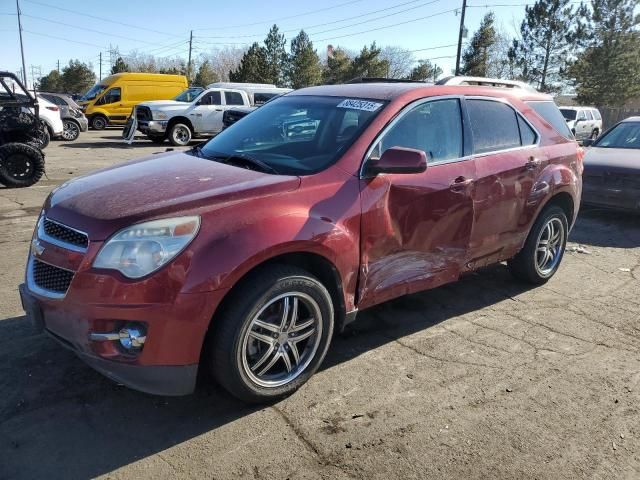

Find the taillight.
[
  {"left": 45, "top": 106, "right": 59, "bottom": 112},
  {"left": 576, "top": 146, "right": 585, "bottom": 175}
]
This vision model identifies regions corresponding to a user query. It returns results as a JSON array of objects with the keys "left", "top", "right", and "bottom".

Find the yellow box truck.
[{"left": 78, "top": 73, "right": 188, "bottom": 129}]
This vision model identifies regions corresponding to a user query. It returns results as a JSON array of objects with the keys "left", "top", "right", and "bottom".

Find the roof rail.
[
  {"left": 345, "top": 77, "right": 428, "bottom": 84},
  {"left": 437, "top": 76, "right": 537, "bottom": 92}
]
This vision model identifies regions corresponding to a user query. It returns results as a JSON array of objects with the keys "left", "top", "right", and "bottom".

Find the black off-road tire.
[
  {"left": 508, "top": 205, "right": 568, "bottom": 284},
  {"left": 209, "top": 265, "right": 334, "bottom": 403},
  {"left": 0, "top": 143, "right": 45, "bottom": 188}
]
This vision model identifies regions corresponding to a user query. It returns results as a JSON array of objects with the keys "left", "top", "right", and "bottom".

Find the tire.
[
  {"left": 62, "top": 120, "right": 81, "bottom": 141},
  {"left": 210, "top": 265, "right": 335, "bottom": 403},
  {"left": 0, "top": 143, "right": 45, "bottom": 188},
  {"left": 590, "top": 129, "right": 599, "bottom": 140},
  {"left": 168, "top": 122, "right": 192, "bottom": 146},
  {"left": 147, "top": 134, "right": 166, "bottom": 144},
  {"left": 29, "top": 123, "right": 50, "bottom": 149},
  {"left": 508, "top": 205, "right": 568, "bottom": 284},
  {"left": 91, "top": 115, "right": 108, "bottom": 130}
]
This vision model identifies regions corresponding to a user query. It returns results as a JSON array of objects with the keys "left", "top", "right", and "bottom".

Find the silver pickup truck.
[{"left": 135, "top": 83, "right": 290, "bottom": 146}]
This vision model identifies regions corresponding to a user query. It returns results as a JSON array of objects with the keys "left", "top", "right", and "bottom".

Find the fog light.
[{"left": 119, "top": 324, "right": 146, "bottom": 350}]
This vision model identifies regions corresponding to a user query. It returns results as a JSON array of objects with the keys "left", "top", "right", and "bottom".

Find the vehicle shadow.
[
  {"left": 569, "top": 206, "right": 640, "bottom": 248},
  {"left": 0, "top": 264, "right": 533, "bottom": 479}
]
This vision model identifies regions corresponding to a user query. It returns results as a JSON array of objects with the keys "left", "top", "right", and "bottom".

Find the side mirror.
[{"left": 365, "top": 146, "right": 427, "bottom": 177}]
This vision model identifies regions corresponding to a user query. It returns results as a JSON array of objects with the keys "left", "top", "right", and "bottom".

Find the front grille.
[
  {"left": 136, "top": 106, "right": 152, "bottom": 122},
  {"left": 43, "top": 218, "right": 88, "bottom": 249},
  {"left": 32, "top": 259, "right": 74, "bottom": 294}
]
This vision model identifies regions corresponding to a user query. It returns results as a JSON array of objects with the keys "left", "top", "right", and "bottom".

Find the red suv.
[{"left": 19, "top": 81, "right": 582, "bottom": 402}]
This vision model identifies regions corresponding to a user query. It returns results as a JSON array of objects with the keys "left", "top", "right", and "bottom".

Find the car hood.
[
  {"left": 584, "top": 147, "right": 640, "bottom": 175},
  {"left": 138, "top": 100, "right": 190, "bottom": 110},
  {"left": 45, "top": 151, "right": 301, "bottom": 240}
]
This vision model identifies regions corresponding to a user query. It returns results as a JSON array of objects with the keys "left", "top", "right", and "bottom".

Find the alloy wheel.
[
  {"left": 535, "top": 217, "right": 565, "bottom": 276},
  {"left": 63, "top": 121, "right": 80, "bottom": 140},
  {"left": 241, "top": 292, "right": 322, "bottom": 388}
]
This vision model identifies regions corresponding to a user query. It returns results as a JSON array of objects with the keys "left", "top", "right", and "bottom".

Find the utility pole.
[
  {"left": 187, "top": 30, "right": 193, "bottom": 81},
  {"left": 99, "top": 51, "right": 102, "bottom": 80},
  {"left": 57, "top": 59, "right": 60, "bottom": 73},
  {"left": 455, "top": 0, "right": 467, "bottom": 76},
  {"left": 16, "top": 0, "right": 28, "bottom": 86}
]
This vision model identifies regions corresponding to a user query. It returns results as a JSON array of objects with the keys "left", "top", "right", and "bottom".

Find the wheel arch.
[{"left": 167, "top": 116, "right": 194, "bottom": 132}]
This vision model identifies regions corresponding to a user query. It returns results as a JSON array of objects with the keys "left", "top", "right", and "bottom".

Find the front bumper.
[{"left": 138, "top": 120, "right": 168, "bottom": 134}]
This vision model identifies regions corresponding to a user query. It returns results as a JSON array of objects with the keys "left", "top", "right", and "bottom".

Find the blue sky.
[{"left": 1, "top": 0, "right": 536, "bottom": 87}]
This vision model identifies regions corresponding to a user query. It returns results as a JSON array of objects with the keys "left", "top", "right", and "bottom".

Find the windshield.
[
  {"left": 198, "top": 95, "right": 387, "bottom": 175},
  {"left": 560, "top": 108, "right": 577, "bottom": 121},
  {"left": 80, "top": 83, "right": 106, "bottom": 101},
  {"left": 595, "top": 122, "right": 640, "bottom": 149},
  {"left": 174, "top": 87, "right": 204, "bottom": 102}
]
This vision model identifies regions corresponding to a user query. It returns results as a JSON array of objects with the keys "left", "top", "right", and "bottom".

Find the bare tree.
[
  {"left": 380, "top": 46, "right": 414, "bottom": 79},
  {"left": 200, "top": 47, "right": 247, "bottom": 82}
]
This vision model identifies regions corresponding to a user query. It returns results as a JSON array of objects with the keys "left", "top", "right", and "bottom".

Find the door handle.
[
  {"left": 215, "top": 108, "right": 222, "bottom": 111},
  {"left": 450, "top": 176, "right": 472, "bottom": 191},
  {"left": 526, "top": 156, "right": 541, "bottom": 170}
]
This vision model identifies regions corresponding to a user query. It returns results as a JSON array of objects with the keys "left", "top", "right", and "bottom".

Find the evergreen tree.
[
  {"left": 193, "top": 60, "right": 219, "bottom": 87},
  {"left": 323, "top": 47, "right": 352, "bottom": 84},
  {"left": 110, "top": 57, "right": 129, "bottom": 75},
  {"left": 61, "top": 60, "right": 96, "bottom": 94},
  {"left": 263, "top": 25, "right": 288, "bottom": 86},
  {"left": 508, "top": 0, "right": 578, "bottom": 92},
  {"left": 37, "top": 69, "right": 63, "bottom": 92},
  {"left": 288, "top": 30, "right": 322, "bottom": 88},
  {"left": 460, "top": 13, "right": 497, "bottom": 77},
  {"left": 349, "top": 42, "right": 389, "bottom": 79},
  {"left": 567, "top": 0, "right": 640, "bottom": 107},
  {"left": 229, "top": 42, "right": 270, "bottom": 83},
  {"left": 409, "top": 60, "right": 443, "bottom": 82}
]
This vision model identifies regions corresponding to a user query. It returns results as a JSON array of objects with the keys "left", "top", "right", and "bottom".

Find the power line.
[
  {"left": 196, "top": 0, "right": 445, "bottom": 39},
  {"left": 21, "top": 0, "right": 184, "bottom": 38},
  {"left": 22, "top": 29, "right": 106, "bottom": 49},
  {"left": 408, "top": 43, "right": 460, "bottom": 53},
  {"left": 311, "top": 7, "right": 458, "bottom": 42},
  {"left": 21, "top": 13, "right": 160, "bottom": 45},
  {"left": 193, "top": 0, "right": 366, "bottom": 31}
]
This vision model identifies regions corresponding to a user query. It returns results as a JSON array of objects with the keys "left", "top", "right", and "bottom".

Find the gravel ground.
[{"left": 1, "top": 131, "right": 639, "bottom": 479}]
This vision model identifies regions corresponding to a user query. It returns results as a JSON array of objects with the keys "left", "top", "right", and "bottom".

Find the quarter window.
[
  {"left": 526, "top": 101, "right": 573, "bottom": 139},
  {"left": 467, "top": 99, "right": 521, "bottom": 154},
  {"left": 224, "top": 91, "right": 244, "bottom": 106},
  {"left": 371, "top": 98, "right": 463, "bottom": 163},
  {"left": 517, "top": 116, "right": 537, "bottom": 145}
]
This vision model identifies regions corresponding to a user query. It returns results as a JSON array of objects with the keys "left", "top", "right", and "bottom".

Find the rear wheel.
[
  {"left": 0, "top": 143, "right": 45, "bottom": 188},
  {"left": 168, "top": 123, "right": 192, "bottom": 146},
  {"left": 91, "top": 115, "right": 108, "bottom": 130},
  {"left": 209, "top": 265, "right": 334, "bottom": 403},
  {"left": 62, "top": 120, "right": 81, "bottom": 141},
  {"left": 508, "top": 205, "right": 568, "bottom": 284},
  {"left": 590, "top": 129, "right": 599, "bottom": 140}
]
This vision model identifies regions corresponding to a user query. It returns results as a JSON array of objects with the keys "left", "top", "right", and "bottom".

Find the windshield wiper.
[{"left": 221, "top": 153, "right": 280, "bottom": 174}]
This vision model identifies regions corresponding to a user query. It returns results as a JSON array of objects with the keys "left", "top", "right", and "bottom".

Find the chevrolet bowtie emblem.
[{"left": 31, "top": 238, "right": 45, "bottom": 257}]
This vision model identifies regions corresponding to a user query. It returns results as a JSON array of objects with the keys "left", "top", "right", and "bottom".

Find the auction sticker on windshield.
[{"left": 337, "top": 99, "right": 384, "bottom": 112}]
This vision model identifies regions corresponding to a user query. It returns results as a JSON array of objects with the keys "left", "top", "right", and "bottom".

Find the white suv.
[{"left": 559, "top": 106, "right": 602, "bottom": 141}]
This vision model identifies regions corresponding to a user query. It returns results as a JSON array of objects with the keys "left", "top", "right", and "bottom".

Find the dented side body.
[{"left": 21, "top": 83, "right": 581, "bottom": 395}]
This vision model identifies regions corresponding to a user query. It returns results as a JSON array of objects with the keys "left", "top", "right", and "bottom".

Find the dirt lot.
[{"left": 1, "top": 131, "right": 639, "bottom": 479}]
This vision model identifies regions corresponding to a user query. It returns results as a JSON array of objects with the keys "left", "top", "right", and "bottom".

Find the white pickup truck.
[{"left": 134, "top": 82, "right": 290, "bottom": 146}]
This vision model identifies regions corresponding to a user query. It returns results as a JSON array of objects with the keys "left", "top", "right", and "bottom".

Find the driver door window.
[
  {"left": 198, "top": 91, "right": 221, "bottom": 106},
  {"left": 99, "top": 87, "right": 121, "bottom": 105},
  {"left": 370, "top": 99, "right": 463, "bottom": 164}
]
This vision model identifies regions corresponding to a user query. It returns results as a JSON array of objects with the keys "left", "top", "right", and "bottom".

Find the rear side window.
[
  {"left": 518, "top": 116, "right": 537, "bottom": 145},
  {"left": 527, "top": 101, "right": 573, "bottom": 139},
  {"left": 254, "top": 92, "right": 277, "bottom": 105},
  {"left": 592, "top": 109, "right": 602, "bottom": 121},
  {"left": 224, "top": 91, "right": 244, "bottom": 106},
  {"left": 585, "top": 110, "right": 593, "bottom": 120},
  {"left": 467, "top": 99, "right": 521, "bottom": 154}
]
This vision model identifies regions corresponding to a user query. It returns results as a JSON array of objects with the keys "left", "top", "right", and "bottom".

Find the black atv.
[{"left": 0, "top": 72, "right": 46, "bottom": 187}]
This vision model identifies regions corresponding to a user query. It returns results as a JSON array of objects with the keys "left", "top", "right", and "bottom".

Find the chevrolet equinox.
[{"left": 20, "top": 81, "right": 582, "bottom": 402}]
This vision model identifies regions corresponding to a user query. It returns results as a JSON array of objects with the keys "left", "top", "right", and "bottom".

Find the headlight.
[
  {"left": 94, "top": 216, "right": 200, "bottom": 278},
  {"left": 152, "top": 111, "right": 169, "bottom": 120},
  {"left": 72, "top": 109, "right": 84, "bottom": 118}
]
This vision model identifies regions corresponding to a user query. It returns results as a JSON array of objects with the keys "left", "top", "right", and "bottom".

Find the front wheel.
[
  {"left": 0, "top": 143, "right": 45, "bottom": 188},
  {"left": 91, "top": 115, "right": 108, "bottom": 130},
  {"left": 168, "top": 123, "right": 192, "bottom": 146},
  {"left": 508, "top": 205, "right": 568, "bottom": 284},
  {"left": 62, "top": 120, "right": 81, "bottom": 141},
  {"left": 209, "top": 266, "right": 334, "bottom": 403}
]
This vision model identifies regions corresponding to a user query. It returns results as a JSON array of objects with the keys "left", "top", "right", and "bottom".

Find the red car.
[{"left": 19, "top": 80, "right": 582, "bottom": 402}]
